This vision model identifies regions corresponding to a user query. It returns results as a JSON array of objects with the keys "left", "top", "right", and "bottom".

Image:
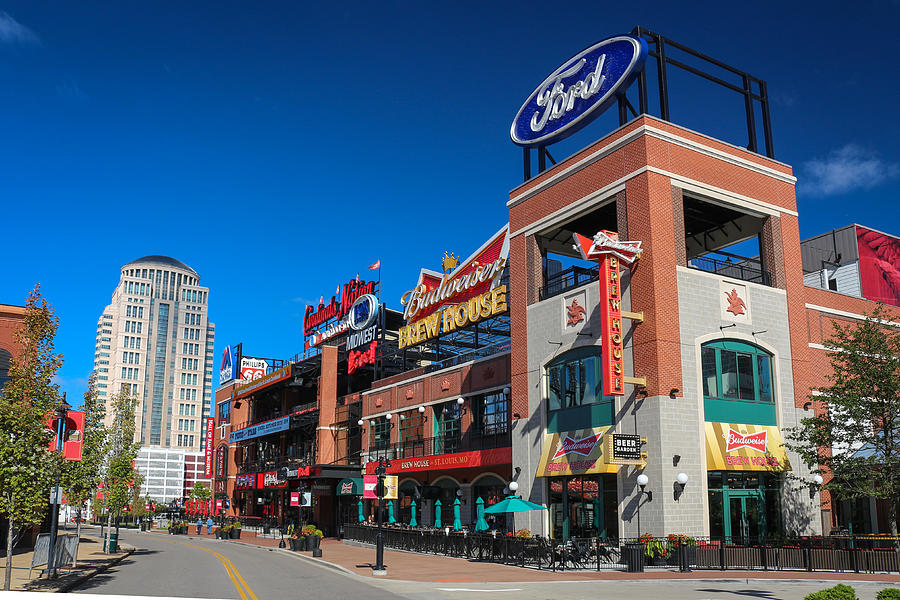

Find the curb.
[{"left": 55, "top": 545, "right": 135, "bottom": 593}]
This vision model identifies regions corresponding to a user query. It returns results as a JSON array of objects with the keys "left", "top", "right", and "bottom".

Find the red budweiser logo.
[
  {"left": 553, "top": 432, "right": 604, "bottom": 460},
  {"left": 725, "top": 429, "right": 767, "bottom": 453}
]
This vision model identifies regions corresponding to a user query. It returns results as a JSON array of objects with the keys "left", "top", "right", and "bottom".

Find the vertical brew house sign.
[{"left": 574, "top": 230, "right": 643, "bottom": 395}]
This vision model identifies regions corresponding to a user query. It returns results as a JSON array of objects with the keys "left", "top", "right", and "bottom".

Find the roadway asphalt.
[{"left": 71, "top": 530, "right": 898, "bottom": 600}]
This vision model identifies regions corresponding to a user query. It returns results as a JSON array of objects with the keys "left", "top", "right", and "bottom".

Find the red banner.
[
  {"left": 204, "top": 417, "right": 215, "bottom": 478},
  {"left": 856, "top": 225, "right": 900, "bottom": 307},
  {"left": 365, "top": 447, "right": 511, "bottom": 475}
]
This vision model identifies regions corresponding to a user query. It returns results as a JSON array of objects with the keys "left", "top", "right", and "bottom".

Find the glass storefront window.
[
  {"left": 708, "top": 471, "right": 782, "bottom": 542},
  {"left": 701, "top": 340, "right": 775, "bottom": 405},
  {"left": 435, "top": 401, "right": 461, "bottom": 454},
  {"left": 370, "top": 416, "right": 390, "bottom": 450},
  {"left": 547, "top": 474, "right": 617, "bottom": 540}
]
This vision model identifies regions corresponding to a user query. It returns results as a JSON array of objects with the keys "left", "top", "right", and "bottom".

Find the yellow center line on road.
[{"left": 159, "top": 537, "right": 259, "bottom": 600}]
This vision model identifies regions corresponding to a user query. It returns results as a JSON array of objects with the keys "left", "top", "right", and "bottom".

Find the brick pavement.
[{"left": 213, "top": 533, "right": 900, "bottom": 584}]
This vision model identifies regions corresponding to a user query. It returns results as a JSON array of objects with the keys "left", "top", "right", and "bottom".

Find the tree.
[
  {"left": 100, "top": 390, "right": 140, "bottom": 552},
  {"left": 189, "top": 481, "right": 211, "bottom": 504},
  {"left": 61, "top": 374, "right": 107, "bottom": 540},
  {"left": 786, "top": 304, "right": 900, "bottom": 538},
  {"left": 0, "top": 285, "right": 63, "bottom": 590}
]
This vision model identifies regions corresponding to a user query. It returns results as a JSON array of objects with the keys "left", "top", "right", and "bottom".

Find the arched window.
[
  {"left": 701, "top": 340, "right": 775, "bottom": 425},
  {"left": 545, "top": 346, "right": 614, "bottom": 432}
]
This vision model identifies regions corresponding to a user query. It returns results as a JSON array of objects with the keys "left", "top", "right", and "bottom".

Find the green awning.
[{"left": 336, "top": 478, "right": 363, "bottom": 496}]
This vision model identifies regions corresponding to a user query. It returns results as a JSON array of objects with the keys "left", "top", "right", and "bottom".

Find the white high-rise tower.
[{"left": 92, "top": 255, "right": 215, "bottom": 451}]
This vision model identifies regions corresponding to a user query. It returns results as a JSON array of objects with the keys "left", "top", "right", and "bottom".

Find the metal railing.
[
  {"left": 236, "top": 452, "right": 315, "bottom": 474},
  {"left": 342, "top": 527, "right": 900, "bottom": 573},
  {"left": 230, "top": 402, "right": 319, "bottom": 434},
  {"left": 689, "top": 255, "right": 772, "bottom": 286},
  {"left": 540, "top": 265, "right": 599, "bottom": 300},
  {"left": 423, "top": 341, "right": 511, "bottom": 374},
  {"left": 366, "top": 431, "right": 511, "bottom": 462}
]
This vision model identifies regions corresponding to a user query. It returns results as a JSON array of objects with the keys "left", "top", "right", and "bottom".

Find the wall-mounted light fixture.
[
  {"left": 636, "top": 473, "right": 652, "bottom": 502},
  {"left": 669, "top": 388, "right": 680, "bottom": 399},
  {"left": 512, "top": 412, "right": 522, "bottom": 419},
  {"left": 673, "top": 455, "right": 681, "bottom": 467},
  {"left": 418, "top": 405, "right": 428, "bottom": 422},
  {"left": 399, "top": 414, "right": 406, "bottom": 421},
  {"left": 637, "top": 389, "right": 649, "bottom": 399},
  {"left": 456, "top": 397, "right": 467, "bottom": 415},
  {"left": 508, "top": 481, "right": 519, "bottom": 495},
  {"left": 810, "top": 474, "right": 824, "bottom": 500},
  {"left": 456, "top": 488, "right": 465, "bottom": 504},
  {"left": 502, "top": 387, "right": 511, "bottom": 396},
  {"left": 674, "top": 472, "right": 689, "bottom": 501},
  {"left": 386, "top": 413, "right": 395, "bottom": 429}
]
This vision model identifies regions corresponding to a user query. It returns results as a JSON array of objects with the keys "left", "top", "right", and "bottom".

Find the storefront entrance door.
[{"left": 725, "top": 491, "right": 764, "bottom": 544}]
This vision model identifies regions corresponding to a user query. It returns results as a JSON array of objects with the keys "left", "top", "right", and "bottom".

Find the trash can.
[
  {"left": 623, "top": 543, "right": 645, "bottom": 573},
  {"left": 105, "top": 533, "right": 119, "bottom": 553}
]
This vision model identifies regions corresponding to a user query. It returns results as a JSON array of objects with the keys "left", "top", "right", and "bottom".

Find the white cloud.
[
  {"left": 801, "top": 144, "right": 899, "bottom": 197},
  {"left": 0, "top": 12, "right": 39, "bottom": 45}
]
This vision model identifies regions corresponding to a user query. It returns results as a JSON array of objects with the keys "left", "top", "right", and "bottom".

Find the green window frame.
[
  {"left": 370, "top": 417, "right": 390, "bottom": 451},
  {"left": 702, "top": 340, "right": 776, "bottom": 425},
  {"left": 435, "top": 401, "right": 461, "bottom": 454},
  {"left": 545, "top": 346, "right": 614, "bottom": 432}
]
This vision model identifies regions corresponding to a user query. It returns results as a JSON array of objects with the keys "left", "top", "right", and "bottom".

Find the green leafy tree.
[
  {"left": 0, "top": 285, "right": 63, "bottom": 590},
  {"left": 61, "top": 374, "right": 107, "bottom": 539},
  {"left": 785, "top": 304, "right": 900, "bottom": 538},
  {"left": 189, "top": 481, "right": 211, "bottom": 504},
  {"left": 100, "top": 390, "right": 140, "bottom": 551}
]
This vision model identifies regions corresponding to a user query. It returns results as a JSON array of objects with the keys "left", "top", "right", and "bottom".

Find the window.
[
  {"left": 702, "top": 340, "right": 775, "bottom": 425},
  {"left": 435, "top": 401, "right": 461, "bottom": 454},
  {"left": 545, "top": 346, "right": 614, "bottom": 432},
  {"left": 370, "top": 417, "right": 390, "bottom": 451},
  {"left": 474, "top": 391, "right": 508, "bottom": 436}
]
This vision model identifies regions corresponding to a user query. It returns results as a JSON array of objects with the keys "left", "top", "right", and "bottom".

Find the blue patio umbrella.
[
  {"left": 357, "top": 499, "right": 364, "bottom": 523},
  {"left": 387, "top": 500, "right": 396, "bottom": 524},
  {"left": 483, "top": 496, "right": 548, "bottom": 514},
  {"left": 409, "top": 499, "right": 418, "bottom": 527},
  {"left": 453, "top": 498, "right": 462, "bottom": 531},
  {"left": 434, "top": 499, "right": 442, "bottom": 528},
  {"left": 474, "top": 497, "right": 489, "bottom": 532}
]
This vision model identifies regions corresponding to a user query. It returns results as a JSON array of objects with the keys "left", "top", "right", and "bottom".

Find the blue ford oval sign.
[{"left": 510, "top": 36, "right": 648, "bottom": 147}]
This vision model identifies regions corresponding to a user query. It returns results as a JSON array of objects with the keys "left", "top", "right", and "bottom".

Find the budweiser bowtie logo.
[
  {"left": 340, "top": 482, "right": 353, "bottom": 494},
  {"left": 573, "top": 231, "right": 643, "bottom": 264},
  {"left": 553, "top": 432, "right": 604, "bottom": 460},
  {"left": 725, "top": 429, "right": 767, "bottom": 453}
]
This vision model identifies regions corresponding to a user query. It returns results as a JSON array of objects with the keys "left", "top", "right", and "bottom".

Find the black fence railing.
[
  {"left": 342, "top": 526, "right": 900, "bottom": 573},
  {"left": 367, "top": 431, "right": 511, "bottom": 462},
  {"left": 540, "top": 265, "right": 599, "bottom": 301},
  {"left": 689, "top": 255, "right": 772, "bottom": 286},
  {"left": 236, "top": 452, "right": 315, "bottom": 475}
]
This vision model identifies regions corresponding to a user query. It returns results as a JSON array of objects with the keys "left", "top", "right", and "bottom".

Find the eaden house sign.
[{"left": 510, "top": 35, "right": 648, "bottom": 147}]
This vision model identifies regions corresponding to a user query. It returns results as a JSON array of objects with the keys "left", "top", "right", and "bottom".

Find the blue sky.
[{"left": 1, "top": 1, "right": 898, "bottom": 403}]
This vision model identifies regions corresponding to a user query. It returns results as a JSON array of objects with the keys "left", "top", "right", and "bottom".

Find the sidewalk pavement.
[
  {"left": 2, "top": 527, "right": 134, "bottom": 592},
  {"left": 203, "top": 530, "right": 900, "bottom": 584}
]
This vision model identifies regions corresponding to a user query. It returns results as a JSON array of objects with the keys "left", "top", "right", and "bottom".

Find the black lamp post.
[
  {"left": 47, "top": 395, "right": 71, "bottom": 578},
  {"left": 373, "top": 457, "right": 391, "bottom": 574}
]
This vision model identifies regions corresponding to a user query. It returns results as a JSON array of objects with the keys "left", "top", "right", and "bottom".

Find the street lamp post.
[
  {"left": 373, "top": 457, "right": 391, "bottom": 574},
  {"left": 47, "top": 396, "right": 71, "bottom": 578}
]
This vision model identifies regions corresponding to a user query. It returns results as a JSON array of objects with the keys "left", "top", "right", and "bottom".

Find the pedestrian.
[
  {"left": 196, "top": 518, "right": 203, "bottom": 535},
  {"left": 207, "top": 516, "right": 213, "bottom": 534}
]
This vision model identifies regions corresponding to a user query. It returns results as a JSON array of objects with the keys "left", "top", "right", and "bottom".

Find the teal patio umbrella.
[
  {"left": 452, "top": 498, "right": 462, "bottom": 531},
  {"left": 474, "top": 497, "right": 489, "bottom": 532},
  {"left": 357, "top": 500, "right": 364, "bottom": 523},
  {"left": 434, "top": 499, "right": 442, "bottom": 528},
  {"left": 483, "top": 496, "right": 548, "bottom": 514},
  {"left": 387, "top": 500, "right": 396, "bottom": 524},
  {"left": 592, "top": 496, "right": 601, "bottom": 530},
  {"left": 409, "top": 499, "right": 418, "bottom": 527}
]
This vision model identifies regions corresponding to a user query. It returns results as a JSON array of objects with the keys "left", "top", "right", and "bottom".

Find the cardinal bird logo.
[
  {"left": 566, "top": 298, "right": 586, "bottom": 326},
  {"left": 724, "top": 289, "right": 746, "bottom": 316}
]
